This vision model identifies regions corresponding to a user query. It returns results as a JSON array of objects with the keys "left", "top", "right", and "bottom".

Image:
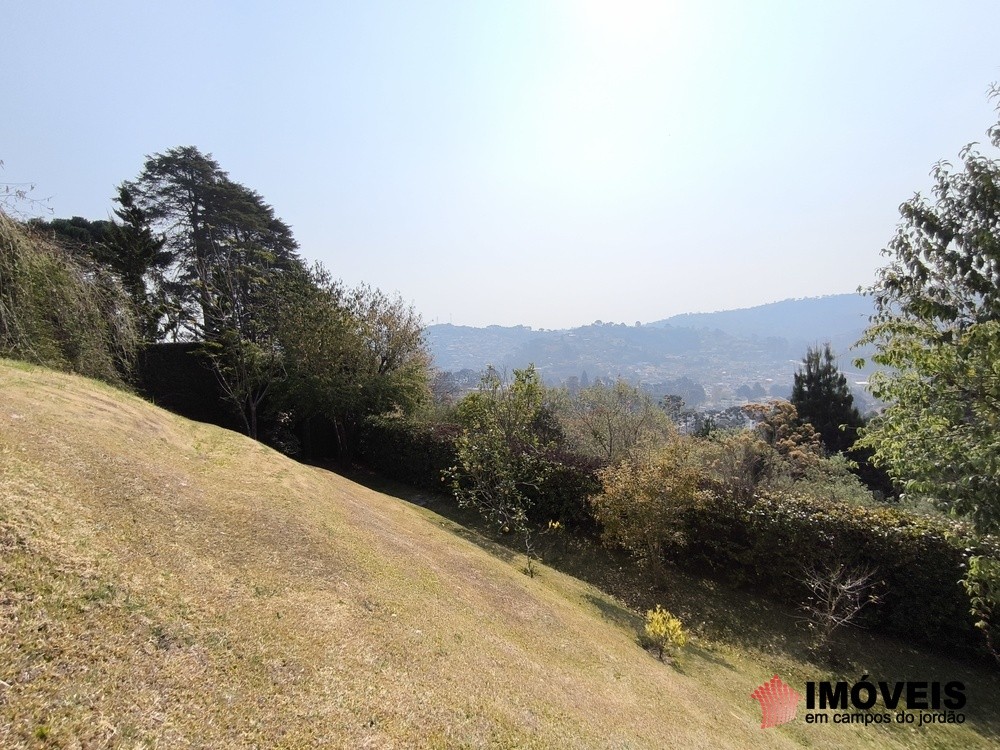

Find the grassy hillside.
[{"left": 1, "top": 360, "right": 997, "bottom": 748}]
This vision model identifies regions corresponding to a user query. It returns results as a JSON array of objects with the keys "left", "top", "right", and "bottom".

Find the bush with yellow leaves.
[{"left": 643, "top": 605, "right": 687, "bottom": 661}]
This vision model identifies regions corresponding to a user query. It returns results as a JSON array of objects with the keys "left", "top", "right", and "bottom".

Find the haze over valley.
[{"left": 427, "top": 293, "right": 877, "bottom": 409}]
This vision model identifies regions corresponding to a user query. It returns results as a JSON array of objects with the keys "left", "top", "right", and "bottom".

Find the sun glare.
[
  {"left": 575, "top": 0, "right": 681, "bottom": 65},
  {"left": 491, "top": 1, "right": 690, "bottom": 204}
]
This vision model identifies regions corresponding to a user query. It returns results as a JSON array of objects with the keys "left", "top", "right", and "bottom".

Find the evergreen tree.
[
  {"left": 101, "top": 185, "right": 171, "bottom": 340},
  {"left": 123, "top": 145, "right": 300, "bottom": 339},
  {"left": 123, "top": 146, "right": 303, "bottom": 434},
  {"left": 28, "top": 195, "right": 170, "bottom": 342},
  {"left": 791, "top": 345, "right": 863, "bottom": 455}
]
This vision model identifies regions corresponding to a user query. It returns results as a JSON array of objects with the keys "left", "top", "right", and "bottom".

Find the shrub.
[
  {"left": 643, "top": 605, "right": 688, "bottom": 661},
  {"left": 591, "top": 439, "right": 703, "bottom": 584},
  {"left": 527, "top": 448, "right": 602, "bottom": 530},
  {"left": 358, "top": 414, "right": 603, "bottom": 532},
  {"left": 447, "top": 367, "right": 555, "bottom": 576},
  {"left": 0, "top": 214, "right": 138, "bottom": 384},
  {"left": 797, "top": 563, "right": 881, "bottom": 660}
]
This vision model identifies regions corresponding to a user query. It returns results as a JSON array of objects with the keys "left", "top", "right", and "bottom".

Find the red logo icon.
[{"left": 751, "top": 675, "right": 802, "bottom": 728}]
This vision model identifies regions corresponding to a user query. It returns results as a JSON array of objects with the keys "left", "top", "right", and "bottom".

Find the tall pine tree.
[
  {"left": 124, "top": 146, "right": 303, "bottom": 436},
  {"left": 791, "top": 345, "right": 863, "bottom": 455},
  {"left": 123, "top": 145, "right": 300, "bottom": 340}
]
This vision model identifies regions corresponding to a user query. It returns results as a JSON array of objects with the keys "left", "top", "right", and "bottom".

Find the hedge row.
[
  {"left": 356, "top": 420, "right": 602, "bottom": 528},
  {"left": 357, "top": 419, "right": 460, "bottom": 493},
  {"left": 676, "top": 491, "right": 996, "bottom": 654},
  {"left": 1, "top": 216, "right": 138, "bottom": 385},
  {"left": 527, "top": 449, "right": 602, "bottom": 531}
]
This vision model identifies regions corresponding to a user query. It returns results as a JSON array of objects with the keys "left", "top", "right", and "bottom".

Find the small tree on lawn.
[
  {"left": 644, "top": 605, "right": 688, "bottom": 661},
  {"left": 798, "top": 563, "right": 881, "bottom": 661},
  {"left": 447, "top": 365, "right": 553, "bottom": 576}
]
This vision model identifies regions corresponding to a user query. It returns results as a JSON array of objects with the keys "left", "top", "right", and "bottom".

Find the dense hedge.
[
  {"left": 137, "top": 343, "right": 244, "bottom": 431},
  {"left": 357, "top": 420, "right": 603, "bottom": 529},
  {"left": 528, "top": 449, "right": 602, "bottom": 530},
  {"left": 676, "top": 491, "right": 996, "bottom": 654},
  {"left": 357, "top": 419, "right": 460, "bottom": 492}
]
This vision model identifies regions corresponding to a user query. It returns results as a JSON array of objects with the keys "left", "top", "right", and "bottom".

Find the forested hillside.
[{"left": 426, "top": 295, "right": 875, "bottom": 406}]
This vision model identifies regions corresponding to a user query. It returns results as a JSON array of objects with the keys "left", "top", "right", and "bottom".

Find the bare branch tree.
[
  {"left": 797, "top": 563, "right": 882, "bottom": 658},
  {"left": 1, "top": 160, "right": 52, "bottom": 218}
]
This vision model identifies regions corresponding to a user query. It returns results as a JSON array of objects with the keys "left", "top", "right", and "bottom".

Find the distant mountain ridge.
[
  {"left": 425, "top": 294, "right": 877, "bottom": 407},
  {"left": 648, "top": 294, "right": 873, "bottom": 351}
]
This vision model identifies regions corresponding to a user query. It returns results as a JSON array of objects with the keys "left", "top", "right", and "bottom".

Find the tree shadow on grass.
[
  {"left": 339, "top": 464, "right": 805, "bottom": 656},
  {"left": 584, "top": 592, "right": 643, "bottom": 632},
  {"left": 339, "top": 465, "right": 525, "bottom": 566},
  {"left": 444, "top": 523, "right": 521, "bottom": 565},
  {"left": 685, "top": 643, "right": 737, "bottom": 671}
]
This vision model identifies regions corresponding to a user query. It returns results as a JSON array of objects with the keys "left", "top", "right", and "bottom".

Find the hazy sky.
[{"left": 6, "top": 1, "right": 1000, "bottom": 328}]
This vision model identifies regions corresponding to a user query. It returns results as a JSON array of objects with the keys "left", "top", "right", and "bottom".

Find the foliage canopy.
[
  {"left": 0, "top": 214, "right": 138, "bottom": 384},
  {"left": 858, "top": 102, "right": 1000, "bottom": 534},
  {"left": 591, "top": 438, "right": 703, "bottom": 583}
]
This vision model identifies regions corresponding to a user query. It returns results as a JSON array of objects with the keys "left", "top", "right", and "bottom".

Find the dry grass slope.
[{"left": 0, "top": 359, "right": 997, "bottom": 748}]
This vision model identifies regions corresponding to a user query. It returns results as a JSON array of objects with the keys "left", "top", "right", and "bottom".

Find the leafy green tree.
[
  {"left": 347, "top": 283, "right": 431, "bottom": 422},
  {"left": 857, "top": 95, "right": 1000, "bottom": 659},
  {"left": 660, "top": 394, "right": 684, "bottom": 423},
  {"left": 448, "top": 365, "right": 553, "bottom": 575},
  {"left": 791, "top": 345, "right": 863, "bottom": 456},
  {"left": 268, "top": 264, "right": 430, "bottom": 457},
  {"left": 267, "top": 265, "right": 361, "bottom": 451},
  {"left": 560, "top": 378, "right": 674, "bottom": 464},
  {"left": 200, "top": 242, "right": 293, "bottom": 439},
  {"left": 694, "top": 429, "right": 775, "bottom": 503},
  {"left": 857, "top": 112, "right": 1000, "bottom": 532},
  {"left": 204, "top": 326, "right": 283, "bottom": 440}
]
